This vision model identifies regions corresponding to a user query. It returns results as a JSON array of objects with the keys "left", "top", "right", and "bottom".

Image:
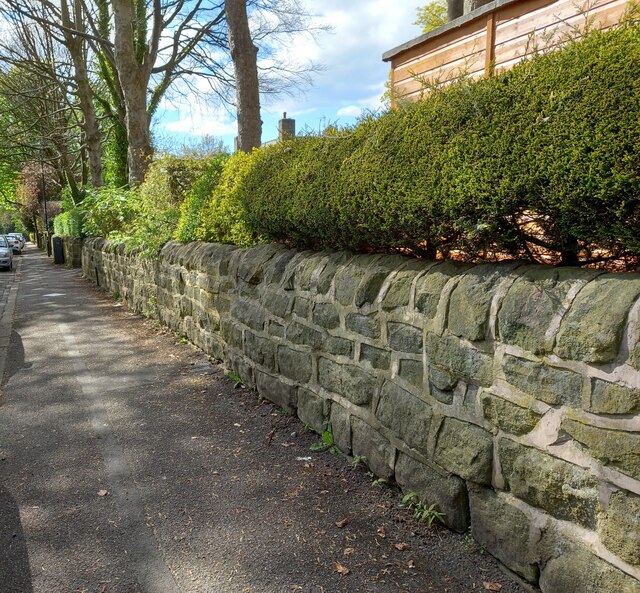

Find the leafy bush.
[
  {"left": 175, "top": 154, "right": 229, "bottom": 242},
  {"left": 193, "top": 151, "right": 258, "bottom": 246},
  {"left": 82, "top": 186, "right": 138, "bottom": 238},
  {"left": 53, "top": 207, "right": 85, "bottom": 237},
  {"left": 132, "top": 155, "right": 212, "bottom": 249},
  {"left": 235, "top": 22, "right": 640, "bottom": 266}
]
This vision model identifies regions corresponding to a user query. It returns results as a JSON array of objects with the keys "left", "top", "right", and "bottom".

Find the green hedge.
[
  {"left": 233, "top": 22, "right": 640, "bottom": 265},
  {"left": 53, "top": 207, "right": 85, "bottom": 238}
]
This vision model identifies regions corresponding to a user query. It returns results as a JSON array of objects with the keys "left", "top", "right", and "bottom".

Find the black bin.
[{"left": 52, "top": 236, "right": 65, "bottom": 264}]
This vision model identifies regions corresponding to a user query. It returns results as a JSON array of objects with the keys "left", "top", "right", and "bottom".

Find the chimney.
[{"left": 278, "top": 112, "right": 296, "bottom": 141}]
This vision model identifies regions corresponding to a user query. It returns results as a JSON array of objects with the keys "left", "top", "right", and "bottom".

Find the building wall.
[
  {"left": 83, "top": 238, "right": 640, "bottom": 593},
  {"left": 387, "top": 0, "right": 629, "bottom": 101}
]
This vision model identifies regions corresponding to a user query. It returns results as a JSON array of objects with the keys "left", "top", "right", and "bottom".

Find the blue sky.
[{"left": 155, "top": 1, "right": 422, "bottom": 150}]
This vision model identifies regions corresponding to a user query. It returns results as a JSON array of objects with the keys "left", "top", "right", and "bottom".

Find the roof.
[{"left": 382, "top": 0, "right": 522, "bottom": 62}]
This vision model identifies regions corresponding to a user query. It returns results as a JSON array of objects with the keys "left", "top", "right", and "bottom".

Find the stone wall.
[
  {"left": 82, "top": 238, "right": 640, "bottom": 593},
  {"left": 62, "top": 237, "right": 83, "bottom": 268}
]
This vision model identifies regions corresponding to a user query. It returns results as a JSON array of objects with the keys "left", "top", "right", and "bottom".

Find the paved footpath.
[{"left": 0, "top": 246, "right": 527, "bottom": 593}]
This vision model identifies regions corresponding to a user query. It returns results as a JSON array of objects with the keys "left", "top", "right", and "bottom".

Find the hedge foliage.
[
  {"left": 53, "top": 207, "right": 84, "bottom": 238},
  {"left": 233, "top": 22, "right": 640, "bottom": 265}
]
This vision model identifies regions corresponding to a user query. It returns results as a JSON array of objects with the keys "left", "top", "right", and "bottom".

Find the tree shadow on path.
[{"left": 0, "top": 482, "right": 33, "bottom": 593}]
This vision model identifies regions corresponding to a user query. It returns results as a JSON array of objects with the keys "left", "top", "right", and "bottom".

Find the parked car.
[
  {"left": 4, "top": 235, "right": 21, "bottom": 254},
  {"left": 0, "top": 236, "right": 13, "bottom": 270},
  {"left": 8, "top": 233, "right": 25, "bottom": 249}
]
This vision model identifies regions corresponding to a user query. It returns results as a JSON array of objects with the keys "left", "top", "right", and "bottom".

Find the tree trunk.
[
  {"left": 61, "top": 0, "right": 103, "bottom": 187},
  {"left": 225, "top": 0, "right": 262, "bottom": 152},
  {"left": 111, "top": 0, "right": 153, "bottom": 185},
  {"left": 74, "top": 55, "right": 104, "bottom": 187}
]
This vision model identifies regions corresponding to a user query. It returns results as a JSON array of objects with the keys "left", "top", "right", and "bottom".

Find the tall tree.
[{"left": 225, "top": 0, "right": 261, "bottom": 152}]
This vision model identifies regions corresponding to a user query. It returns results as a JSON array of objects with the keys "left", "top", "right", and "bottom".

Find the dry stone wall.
[{"left": 82, "top": 238, "right": 640, "bottom": 593}]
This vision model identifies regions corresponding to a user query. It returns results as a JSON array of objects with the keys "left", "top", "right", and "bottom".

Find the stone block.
[
  {"left": 434, "top": 418, "right": 493, "bottom": 485},
  {"left": 351, "top": 417, "right": 395, "bottom": 480},
  {"left": 355, "top": 269, "right": 392, "bottom": 307},
  {"left": 286, "top": 321, "right": 323, "bottom": 349},
  {"left": 297, "top": 388, "right": 329, "bottom": 433},
  {"left": 502, "top": 354, "right": 582, "bottom": 406},
  {"left": 255, "top": 370, "right": 297, "bottom": 411},
  {"left": 244, "top": 331, "right": 276, "bottom": 370},
  {"left": 448, "top": 263, "right": 518, "bottom": 341},
  {"left": 334, "top": 259, "right": 368, "bottom": 305},
  {"left": 330, "top": 403, "right": 352, "bottom": 454},
  {"left": 268, "top": 320, "right": 284, "bottom": 338},
  {"left": 325, "top": 337, "right": 354, "bottom": 358},
  {"left": 599, "top": 489, "right": 640, "bottom": 566},
  {"left": 555, "top": 274, "right": 640, "bottom": 364},
  {"left": 237, "top": 244, "right": 281, "bottom": 285},
  {"left": 539, "top": 539, "right": 640, "bottom": 593},
  {"left": 293, "top": 296, "right": 311, "bottom": 318},
  {"left": 318, "top": 357, "right": 377, "bottom": 406},
  {"left": 431, "top": 387, "right": 454, "bottom": 404},
  {"left": 388, "top": 322, "right": 423, "bottom": 354},
  {"left": 345, "top": 313, "right": 380, "bottom": 339},
  {"left": 469, "top": 486, "right": 539, "bottom": 582},
  {"left": 381, "top": 268, "right": 420, "bottom": 311},
  {"left": 429, "top": 365, "right": 458, "bottom": 391},
  {"left": 295, "top": 255, "right": 325, "bottom": 291},
  {"left": 277, "top": 346, "right": 312, "bottom": 384},
  {"left": 220, "top": 319, "right": 243, "bottom": 350},
  {"left": 589, "top": 379, "right": 640, "bottom": 415},
  {"left": 630, "top": 342, "right": 640, "bottom": 372},
  {"left": 481, "top": 391, "right": 542, "bottom": 435},
  {"left": 264, "top": 249, "right": 297, "bottom": 284},
  {"left": 231, "top": 299, "right": 267, "bottom": 331},
  {"left": 398, "top": 359, "right": 423, "bottom": 389},
  {"left": 227, "top": 353, "right": 254, "bottom": 389},
  {"left": 562, "top": 418, "right": 640, "bottom": 480},
  {"left": 415, "top": 261, "right": 470, "bottom": 319},
  {"left": 376, "top": 381, "right": 432, "bottom": 452},
  {"left": 395, "top": 452, "right": 469, "bottom": 532},
  {"left": 499, "top": 438, "right": 598, "bottom": 528},
  {"left": 498, "top": 266, "right": 595, "bottom": 354},
  {"left": 316, "top": 254, "right": 352, "bottom": 295},
  {"left": 426, "top": 332, "right": 493, "bottom": 386},
  {"left": 312, "top": 303, "right": 340, "bottom": 330},
  {"left": 261, "top": 287, "right": 292, "bottom": 318},
  {"left": 360, "top": 344, "right": 391, "bottom": 370}
]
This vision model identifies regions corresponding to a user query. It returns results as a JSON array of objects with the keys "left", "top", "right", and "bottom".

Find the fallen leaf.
[
  {"left": 394, "top": 542, "right": 410, "bottom": 551},
  {"left": 335, "top": 517, "right": 349, "bottom": 528},
  {"left": 343, "top": 547, "right": 355, "bottom": 556},
  {"left": 483, "top": 582, "right": 502, "bottom": 592},
  {"left": 407, "top": 559, "right": 416, "bottom": 569},
  {"left": 97, "top": 490, "right": 109, "bottom": 497},
  {"left": 333, "top": 560, "right": 351, "bottom": 576},
  {"left": 377, "top": 526, "right": 386, "bottom": 538}
]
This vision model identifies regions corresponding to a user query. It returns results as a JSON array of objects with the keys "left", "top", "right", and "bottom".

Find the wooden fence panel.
[{"left": 388, "top": 0, "right": 630, "bottom": 102}]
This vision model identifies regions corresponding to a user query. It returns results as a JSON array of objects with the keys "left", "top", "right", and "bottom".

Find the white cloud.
[
  {"left": 157, "top": 2, "right": 422, "bottom": 141},
  {"left": 336, "top": 105, "right": 363, "bottom": 117}
]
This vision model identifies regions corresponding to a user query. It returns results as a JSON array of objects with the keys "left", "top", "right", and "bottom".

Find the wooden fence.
[{"left": 383, "top": 0, "right": 630, "bottom": 103}]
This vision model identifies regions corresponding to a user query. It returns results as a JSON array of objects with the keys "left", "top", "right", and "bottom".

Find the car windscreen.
[{"left": 0, "top": 237, "right": 7, "bottom": 247}]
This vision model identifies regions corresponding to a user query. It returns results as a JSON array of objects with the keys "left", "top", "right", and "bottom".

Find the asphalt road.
[{"left": 0, "top": 245, "right": 527, "bottom": 593}]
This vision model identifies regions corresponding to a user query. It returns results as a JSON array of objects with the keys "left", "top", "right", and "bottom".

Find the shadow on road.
[
  {"left": 3, "top": 330, "right": 27, "bottom": 386},
  {"left": 0, "top": 482, "right": 33, "bottom": 592}
]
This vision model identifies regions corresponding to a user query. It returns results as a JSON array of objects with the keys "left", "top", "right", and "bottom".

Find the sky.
[{"left": 156, "top": 1, "right": 423, "bottom": 150}]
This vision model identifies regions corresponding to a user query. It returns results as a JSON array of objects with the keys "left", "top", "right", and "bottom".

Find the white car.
[
  {"left": 0, "top": 236, "right": 13, "bottom": 270},
  {"left": 8, "top": 233, "right": 25, "bottom": 249},
  {"left": 4, "top": 235, "right": 21, "bottom": 254}
]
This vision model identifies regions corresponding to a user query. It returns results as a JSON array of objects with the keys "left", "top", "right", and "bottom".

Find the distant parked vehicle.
[
  {"left": 0, "top": 236, "right": 13, "bottom": 270},
  {"left": 8, "top": 233, "right": 25, "bottom": 249},
  {"left": 4, "top": 235, "right": 21, "bottom": 254}
]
